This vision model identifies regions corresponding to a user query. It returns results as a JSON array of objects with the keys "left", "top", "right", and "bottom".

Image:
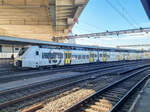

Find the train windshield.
[{"left": 18, "top": 47, "right": 28, "bottom": 56}]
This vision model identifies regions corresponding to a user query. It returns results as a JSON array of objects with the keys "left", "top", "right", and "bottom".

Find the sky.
[{"left": 71, "top": 0, "right": 150, "bottom": 50}]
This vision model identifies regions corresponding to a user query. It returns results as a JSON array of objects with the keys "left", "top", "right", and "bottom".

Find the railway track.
[
  {"left": 0, "top": 61, "right": 142, "bottom": 84},
  {"left": 64, "top": 67, "right": 150, "bottom": 112},
  {"left": 0, "top": 63, "right": 149, "bottom": 112},
  {"left": 0, "top": 60, "right": 146, "bottom": 76},
  {"left": 111, "top": 78, "right": 149, "bottom": 112}
]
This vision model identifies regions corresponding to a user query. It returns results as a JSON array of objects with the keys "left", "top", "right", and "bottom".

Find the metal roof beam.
[
  {"left": 68, "top": 27, "right": 150, "bottom": 39},
  {"left": 117, "top": 44, "right": 150, "bottom": 47}
]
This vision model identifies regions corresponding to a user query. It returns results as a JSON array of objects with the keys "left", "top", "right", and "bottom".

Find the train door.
[
  {"left": 118, "top": 52, "right": 122, "bottom": 61},
  {"left": 99, "top": 51, "right": 103, "bottom": 62},
  {"left": 94, "top": 52, "right": 99, "bottom": 62},
  {"left": 127, "top": 53, "right": 130, "bottom": 60},
  {"left": 136, "top": 53, "right": 139, "bottom": 60},
  {"left": 34, "top": 48, "right": 40, "bottom": 68},
  {"left": 103, "top": 52, "right": 107, "bottom": 62},
  {"left": 90, "top": 52, "right": 94, "bottom": 62},
  {"left": 65, "top": 51, "right": 71, "bottom": 64},
  {"left": 122, "top": 53, "right": 126, "bottom": 61}
]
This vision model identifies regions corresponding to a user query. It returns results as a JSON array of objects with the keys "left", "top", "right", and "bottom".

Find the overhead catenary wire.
[
  {"left": 116, "top": 0, "right": 140, "bottom": 28},
  {"left": 79, "top": 24, "right": 102, "bottom": 33},
  {"left": 79, "top": 20, "right": 106, "bottom": 32},
  {"left": 73, "top": 25, "right": 92, "bottom": 34},
  {"left": 105, "top": 0, "right": 137, "bottom": 29},
  {"left": 74, "top": 23, "right": 101, "bottom": 34}
]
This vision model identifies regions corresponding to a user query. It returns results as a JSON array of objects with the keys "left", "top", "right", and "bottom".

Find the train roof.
[{"left": 0, "top": 36, "right": 147, "bottom": 52}]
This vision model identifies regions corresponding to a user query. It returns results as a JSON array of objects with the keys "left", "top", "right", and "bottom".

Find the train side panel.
[
  {"left": 14, "top": 45, "right": 149, "bottom": 68},
  {"left": 71, "top": 50, "right": 90, "bottom": 65},
  {"left": 39, "top": 48, "right": 65, "bottom": 67}
]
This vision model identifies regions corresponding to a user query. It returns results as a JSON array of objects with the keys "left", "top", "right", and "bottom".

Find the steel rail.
[
  {"left": 110, "top": 74, "right": 150, "bottom": 112},
  {"left": 64, "top": 67, "right": 150, "bottom": 112},
  {"left": 0, "top": 60, "right": 143, "bottom": 76}
]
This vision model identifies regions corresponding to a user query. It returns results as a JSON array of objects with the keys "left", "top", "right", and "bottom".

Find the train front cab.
[
  {"left": 65, "top": 51, "right": 71, "bottom": 65},
  {"left": 14, "top": 46, "right": 29, "bottom": 68}
]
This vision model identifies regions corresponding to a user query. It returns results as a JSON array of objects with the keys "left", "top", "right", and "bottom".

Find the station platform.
[
  {"left": 131, "top": 79, "right": 150, "bottom": 112},
  {"left": 0, "top": 71, "right": 80, "bottom": 92},
  {"left": 0, "top": 59, "right": 14, "bottom": 71}
]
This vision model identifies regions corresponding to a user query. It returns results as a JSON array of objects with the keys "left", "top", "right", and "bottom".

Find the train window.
[
  {"left": 99, "top": 54, "right": 102, "bottom": 57},
  {"left": 76, "top": 55, "right": 78, "bottom": 59},
  {"left": 50, "top": 54, "right": 54, "bottom": 59},
  {"left": 45, "top": 53, "right": 49, "bottom": 58},
  {"left": 78, "top": 55, "right": 81, "bottom": 59},
  {"left": 82, "top": 55, "right": 84, "bottom": 59},
  {"left": 83, "top": 55, "right": 86, "bottom": 59},
  {"left": 87, "top": 55, "right": 89, "bottom": 59},
  {"left": 66, "top": 53, "right": 69, "bottom": 59},
  {"left": 18, "top": 47, "right": 28, "bottom": 56},
  {"left": 65, "top": 53, "right": 67, "bottom": 59},
  {"left": 103, "top": 53, "right": 106, "bottom": 57},
  {"left": 36, "top": 51, "right": 39, "bottom": 55},
  {"left": 71, "top": 55, "right": 75, "bottom": 60},
  {"left": 58, "top": 53, "right": 63, "bottom": 58},
  {"left": 67, "top": 53, "right": 69, "bottom": 59},
  {"left": 69, "top": 53, "right": 71, "bottom": 58},
  {"left": 91, "top": 54, "right": 94, "bottom": 58},
  {"left": 71, "top": 55, "right": 73, "bottom": 60},
  {"left": 0, "top": 45, "right": 2, "bottom": 52},
  {"left": 74, "top": 55, "right": 76, "bottom": 60},
  {"left": 42, "top": 53, "right": 52, "bottom": 59},
  {"left": 107, "top": 55, "right": 110, "bottom": 58}
]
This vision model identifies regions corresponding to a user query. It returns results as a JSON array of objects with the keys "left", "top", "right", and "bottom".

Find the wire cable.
[
  {"left": 73, "top": 25, "right": 92, "bottom": 34},
  {"left": 105, "top": 0, "right": 137, "bottom": 28},
  {"left": 116, "top": 0, "right": 140, "bottom": 28},
  {"left": 79, "top": 20, "right": 106, "bottom": 31}
]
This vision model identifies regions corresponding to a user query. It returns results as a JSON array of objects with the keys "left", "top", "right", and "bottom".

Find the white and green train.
[{"left": 14, "top": 45, "right": 150, "bottom": 68}]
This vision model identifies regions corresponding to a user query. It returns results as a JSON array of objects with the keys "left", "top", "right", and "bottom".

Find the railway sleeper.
[
  {"left": 108, "top": 90, "right": 127, "bottom": 94},
  {"left": 97, "top": 96, "right": 119, "bottom": 103},
  {"left": 89, "top": 104, "right": 110, "bottom": 111},
  {"left": 94, "top": 102, "right": 113, "bottom": 108},
  {"left": 95, "top": 98, "right": 116, "bottom": 105},
  {"left": 83, "top": 108, "right": 99, "bottom": 112},
  {"left": 85, "top": 101, "right": 112, "bottom": 110},
  {"left": 101, "top": 92, "right": 123, "bottom": 98}
]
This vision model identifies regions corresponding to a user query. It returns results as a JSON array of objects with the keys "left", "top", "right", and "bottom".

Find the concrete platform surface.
[
  {"left": 0, "top": 59, "right": 14, "bottom": 70},
  {"left": 133, "top": 79, "right": 150, "bottom": 112},
  {"left": 0, "top": 71, "right": 80, "bottom": 92}
]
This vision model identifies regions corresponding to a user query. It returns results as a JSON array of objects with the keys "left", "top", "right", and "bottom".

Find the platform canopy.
[
  {"left": 0, "top": 36, "right": 146, "bottom": 52},
  {"left": 0, "top": 0, "right": 89, "bottom": 42}
]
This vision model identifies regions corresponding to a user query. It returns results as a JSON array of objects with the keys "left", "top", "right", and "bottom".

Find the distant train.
[{"left": 14, "top": 45, "right": 150, "bottom": 68}]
